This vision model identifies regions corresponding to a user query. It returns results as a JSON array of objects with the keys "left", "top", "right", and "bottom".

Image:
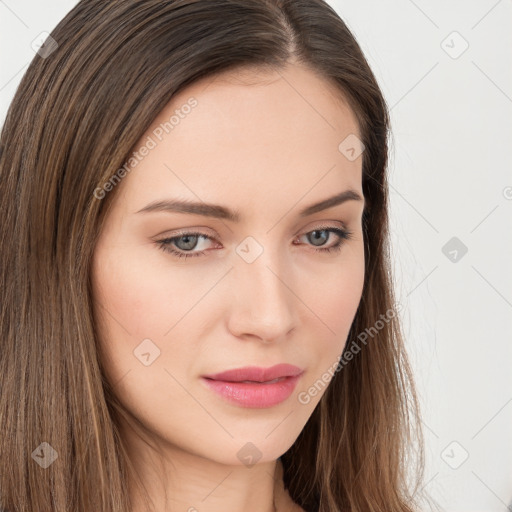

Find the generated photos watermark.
[{"left": 297, "top": 302, "right": 403, "bottom": 405}]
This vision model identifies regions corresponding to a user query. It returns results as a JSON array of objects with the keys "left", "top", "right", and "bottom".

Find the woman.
[{"left": 0, "top": 1, "right": 426, "bottom": 511}]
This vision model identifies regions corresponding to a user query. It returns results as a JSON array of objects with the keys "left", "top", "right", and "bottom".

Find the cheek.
[
  {"left": 322, "top": 265, "right": 364, "bottom": 332},
  {"left": 304, "top": 242, "right": 365, "bottom": 336},
  {"left": 297, "top": 242, "right": 364, "bottom": 392},
  {"left": 90, "top": 244, "right": 171, "bottom": 383},
  {"left": 92, "top": 243, "right": 194, "bottom": 339},
  {"left": 90, "top": 244, "right": 204, "bottom": 426},
  {"left": 90, "top": 242, "right": 223, "bottom": 382}
]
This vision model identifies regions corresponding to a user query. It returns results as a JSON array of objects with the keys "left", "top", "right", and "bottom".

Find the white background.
[{"left": 1, "top": 1, "right": 511, "bottom": 511}]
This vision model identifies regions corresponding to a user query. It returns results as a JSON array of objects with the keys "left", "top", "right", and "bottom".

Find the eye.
[
  {"left": 156, "top": 232, "right": 217, "bottom": 259},
  {"left": 156, "top": 225, "right": 354, "bottom": 260},
  {"left": 294, "top": 226, "right": 354, "bottom": 254}
]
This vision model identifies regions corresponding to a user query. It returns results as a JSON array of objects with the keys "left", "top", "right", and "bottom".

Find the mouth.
[
  {"left": 201, "top": 364, "right": 304, "bottom": 408},
  {"left": 237, "top": 377, "right": 285, "bottom": 384}
]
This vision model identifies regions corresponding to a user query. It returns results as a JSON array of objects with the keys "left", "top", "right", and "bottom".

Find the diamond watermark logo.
[
  {"left": 442, "top": 236, "right": 468, "bottom": 263},
  {"left": 31, "top": 31, "right": 58, "bottom": 59},
  {"left": 338, "top": 134, "right": 365, "bottom": 161},
  {"left": 134, "top": 338, "right": 161, "bottom": 366},
  {"left": 31, "top": 442, "right": 58, "bottom": 469},
  {"left": 441, "top": 31, "right": 469, "bottom": 59},
  {"left": 237, "top": 442, "right": 262, "bottom": 468},
  {"left": 236, "top": 236, "right": 264, "bottom": 264},
  {"left": 441, "top": 441, "right": 469, "bottom": 469}
]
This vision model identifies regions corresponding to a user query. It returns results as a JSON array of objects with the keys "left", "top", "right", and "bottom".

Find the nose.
[{"left": 226, "top": 248, "right": 298, "bottom": 344}]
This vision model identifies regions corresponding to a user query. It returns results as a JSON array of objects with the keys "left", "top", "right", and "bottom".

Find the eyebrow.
[{"left": 135, "top": 189, "right": 363, "bottom": 222}]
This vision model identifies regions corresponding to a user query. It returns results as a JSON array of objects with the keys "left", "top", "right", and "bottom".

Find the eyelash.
[{"left": 156, "top": 226, "right": 354, "bottom": 260}]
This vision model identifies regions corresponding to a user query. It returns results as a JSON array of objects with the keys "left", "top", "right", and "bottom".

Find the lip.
[{"left": 201, "top": 364, "right": 304, "bottom": 408}]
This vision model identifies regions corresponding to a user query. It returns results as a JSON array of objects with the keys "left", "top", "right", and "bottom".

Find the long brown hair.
[{"left": 0, "top": 1, "right": 426, "bottom": 510}]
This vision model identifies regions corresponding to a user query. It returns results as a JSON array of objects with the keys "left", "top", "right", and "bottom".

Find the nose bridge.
[{"left": 227, "top": 240, "right": 297, "bottom": 341}]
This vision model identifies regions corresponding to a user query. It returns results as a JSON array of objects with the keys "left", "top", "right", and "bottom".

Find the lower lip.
[{"left": 201, "top": 374, "right": 302, "bottom": 408}]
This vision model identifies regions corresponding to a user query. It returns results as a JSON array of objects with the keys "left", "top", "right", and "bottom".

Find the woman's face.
[{"left": 91, "top": 62, "right": 365, "bottom": 466}]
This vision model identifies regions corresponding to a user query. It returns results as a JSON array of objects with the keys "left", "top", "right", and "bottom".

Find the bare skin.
[{"left": 91, "top": 61, "right": 365, "bottom": 512}]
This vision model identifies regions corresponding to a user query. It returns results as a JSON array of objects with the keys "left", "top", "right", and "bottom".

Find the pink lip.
[{"left": 201, "top": 364, "right": 303, "bottom": 408}]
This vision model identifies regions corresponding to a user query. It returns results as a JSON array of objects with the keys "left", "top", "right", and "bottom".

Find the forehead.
[{"left": 117, "top": 63, "right": 363, "bottom": 217}]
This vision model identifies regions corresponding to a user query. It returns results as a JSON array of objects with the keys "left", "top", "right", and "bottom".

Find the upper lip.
[{"left": 203, "top": 364, "right": 303, "bottom": 383}]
